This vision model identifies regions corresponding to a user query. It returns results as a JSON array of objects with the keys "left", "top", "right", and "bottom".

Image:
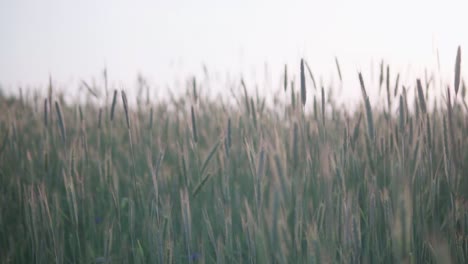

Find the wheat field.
[{"left": 0, "top": 49, "right": 467, "bottom": 263}]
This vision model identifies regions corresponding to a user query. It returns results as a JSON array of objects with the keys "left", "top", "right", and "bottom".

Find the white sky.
[{"left": 0, "top": 0, "right": 467, "bottom": 105}]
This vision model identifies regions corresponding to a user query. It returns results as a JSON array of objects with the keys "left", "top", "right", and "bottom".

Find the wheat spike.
[
  {"left": 121, "top": 90, "right": 130, "bottom": 128},
  {"left": 55, "top": 101, "right": 66, "bottom": 143},
  {"left": 191, "top": 106, "right": 198, "bottom": 143},
  {"left": 110, "top": 90, "right": 118, "bottom": 121},
  {"left": 284, "top": 64, "right": 288, "bottom": 91},
  {"left": 300, "top": 59, "right": 307, "bottom": 106},
  {"left": 416, "top": 79, "right": 427, "bottom": 114},
  {"left": 455, "top": 46, "right": 462, "bottom": 96}
]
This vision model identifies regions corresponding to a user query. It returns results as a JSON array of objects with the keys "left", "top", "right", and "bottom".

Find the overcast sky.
[{"left": 0, "top": 0, "right": 466, "bottom": 104}]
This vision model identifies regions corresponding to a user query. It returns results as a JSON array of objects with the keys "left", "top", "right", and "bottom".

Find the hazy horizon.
[{"left": 1, "top": 0, "right": 467, "bottom": 105}]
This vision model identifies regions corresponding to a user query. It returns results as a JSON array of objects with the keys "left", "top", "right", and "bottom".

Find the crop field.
[{"left": 0, "top": 50, "right": 467, "bottom": 263}]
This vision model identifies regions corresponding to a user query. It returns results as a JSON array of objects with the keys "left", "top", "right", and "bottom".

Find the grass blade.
[
  {"left": 192, "top": 173, "right": 212, "bottom": 198},
  {"left": 304, "top": 60, "right": 317, "bottom": 90},
  {"left": 335, "top": 56, "right": 342, "bottom": 83},
  {"left": 200, "top": 140, "right": 220, "bottom": 176}
]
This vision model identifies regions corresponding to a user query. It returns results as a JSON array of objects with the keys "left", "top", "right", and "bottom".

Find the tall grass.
[{"left": 0, "top": 52, "right": 467, "bottom": 264}]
